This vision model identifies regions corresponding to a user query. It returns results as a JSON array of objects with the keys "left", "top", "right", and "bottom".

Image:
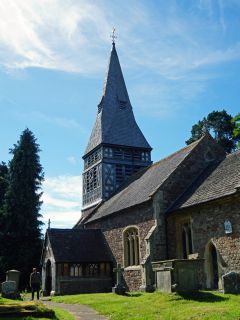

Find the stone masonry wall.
[
  {"left": 86, "top": 202, "right": 155, "bottom": 291},
  {"left": 160, "top": 134, "right": 226, "bottom": 213},
  {"left": 167, "top": 194, "right": 240, "bottom": 273}
]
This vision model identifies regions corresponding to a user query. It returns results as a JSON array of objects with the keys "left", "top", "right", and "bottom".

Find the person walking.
[{"left": 30, "top": 268, "right": 41, "bottom": 300}]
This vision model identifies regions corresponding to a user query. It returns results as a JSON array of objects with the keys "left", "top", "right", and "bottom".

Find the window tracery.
[{"left": 123, "top": 227, "right": 140, "bottom": 267}]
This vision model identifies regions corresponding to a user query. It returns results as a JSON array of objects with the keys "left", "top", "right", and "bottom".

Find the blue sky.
[{"left": 1, "top": 0, "right": 240, "bottom": 231}]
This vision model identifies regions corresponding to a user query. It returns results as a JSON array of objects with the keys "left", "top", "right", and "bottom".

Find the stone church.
[{"left": 41, "top": 41, "right": 240, "bottom": 295}]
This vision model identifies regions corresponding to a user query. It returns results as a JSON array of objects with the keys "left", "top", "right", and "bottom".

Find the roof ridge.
[
  {"left": 84, "top": 136, "right": 207, "bottom": 224},
  {"left": 150, "top": 138, "right": 200, "bottom": 168},
  {"left": 226, "top": 149, "right": 240, "bottom": 158}
]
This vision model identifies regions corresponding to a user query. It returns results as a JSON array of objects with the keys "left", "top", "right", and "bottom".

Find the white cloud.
[
  {"left": 15, "top": 110, "right": 84, "bottom": 130},
  {"left": 0, "top": 0, "right": 240, "bottom": 77},
  {"left": 41, "top": 175, "right": 82, "bottom": 231},
  {"left": 1, "top": 0, "right": 240, "bottom": 117},
  {"left": 0, "top": 0, "right": 112, "bottom": 73},
  {"left": 67, "top": 156, "right": 79, "bottom": 165}
]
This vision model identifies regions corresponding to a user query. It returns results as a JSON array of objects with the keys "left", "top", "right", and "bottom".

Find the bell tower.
[{"left": 82, "top": 36, "right": 152, "bottom": 210}]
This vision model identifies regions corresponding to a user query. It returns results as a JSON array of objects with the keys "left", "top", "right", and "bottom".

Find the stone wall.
[
  {"left": 167, "top": 194, "right": 240, "bottom": 287},
  {"left": 160, "top": 134, "right": 225, "bottom": 213},
  {"left": 58, "top": 277, "right": 112, "bottom": 295},
  {"left": 86, "top": 202, "right": 155, "bottom": 291}
]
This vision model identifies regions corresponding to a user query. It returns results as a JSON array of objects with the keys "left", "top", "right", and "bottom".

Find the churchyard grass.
[
  {"left": 0, "top": 296, "right": 74, "bottom": 320},
  {"left": 52, "top": 290, "right": 240, "bottom": 320}
]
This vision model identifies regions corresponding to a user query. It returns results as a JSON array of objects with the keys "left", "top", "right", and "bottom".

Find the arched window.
[
  {"left": 181, "top": 223, "right": 193, "bottom": 259},
  {"left": 124, "top": 227, "right": 140, "bottom": 267}
]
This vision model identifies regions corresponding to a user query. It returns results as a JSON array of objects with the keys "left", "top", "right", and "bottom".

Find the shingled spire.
[
  {"left": 82, "top": 41, "right": 152, "bottom": 210},
  {"left": 85, "top": 43, "right": 151, "bottom": 155}
]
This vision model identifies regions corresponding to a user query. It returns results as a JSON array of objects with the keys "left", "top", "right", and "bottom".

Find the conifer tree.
[
  {"left": 1, "top": 129, "right": 44, "bottom": 287},
  {"left": 0, "top": 162, "right": 8, "bottom": 210},
  {"left": 0, "top": 162, "right": 9, "bottom": 281}
]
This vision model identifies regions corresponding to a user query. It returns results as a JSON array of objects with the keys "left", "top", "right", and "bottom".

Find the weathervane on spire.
[{"left": 111, "top": 27, "right": 117, "bottom": 44}]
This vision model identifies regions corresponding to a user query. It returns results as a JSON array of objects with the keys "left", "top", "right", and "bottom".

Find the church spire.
[
  {"left": 84, "top": 38, "right": 151, "bottom": 156},
  {"left": 82, "top": 39, "right": 152, "bottom": 209}
]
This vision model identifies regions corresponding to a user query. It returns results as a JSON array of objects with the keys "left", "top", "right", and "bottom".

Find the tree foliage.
[
  {"left": 232, "top": 113, "right": 240, "bottom": 149},
  {"left": 186, "top": 110, "right": 240, "bottom": 153},
  {"left": 0, "top": 129, "right": 44, "bottom": 287},
  {"left": 0, "top": 162, "right": 8, "bottom": 209}
]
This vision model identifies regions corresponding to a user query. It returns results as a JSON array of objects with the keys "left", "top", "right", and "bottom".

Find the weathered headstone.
[
  {"left": 1, "top": 280, "right": 19, "bottom": 299},
  {"left": 112, "top": 263, "right": 126, "bottom": 295},
  {"left": 6, "top": 270, "right": 20, "bottom": 290},
  {"left": 222, "top": 271, "right": 240, "bottom": 294},
  {"left": 152, "top": 259, "right": 204, "bottom": 293}
]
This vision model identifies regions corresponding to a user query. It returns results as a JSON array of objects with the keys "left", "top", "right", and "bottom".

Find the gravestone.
[
  {"left": 152, "top": 259, "right": 204, "bottom": 293},
  {"left": 222, "top": 271, "right": 240, "bottom": 294},
  {"left": 6, "top": 270, "right": 20, "bottom": 290},
  {"left": 112, "top": 264, "right": 126, "bottom": 295},
  {"left": 1, "top": 280, "right": 19, "bottom": 299}
]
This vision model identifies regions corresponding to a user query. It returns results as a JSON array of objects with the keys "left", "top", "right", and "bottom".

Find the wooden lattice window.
[
  {"left": 85, "top": 263, "right": 99, "bottom": 277},
  {"left": 83, "top": 166, "right": 100, "bottom": 194},
  {"left": 124, "top": 227, "right": 140, "bottom": 267},
  {"left": 70, "top": 264, "right": 83, "bottom": 277}
]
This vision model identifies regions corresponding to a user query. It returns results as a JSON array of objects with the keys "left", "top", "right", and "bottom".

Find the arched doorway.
[
  {"left": 205, "top": 242, "right": 219, "bottom": 289},
  {"left": 45, "top": 260, "right": 52, "bottom": 296}
]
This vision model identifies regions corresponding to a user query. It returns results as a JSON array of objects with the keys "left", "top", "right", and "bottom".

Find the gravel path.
[{"left": 43, "top": 300, "right": 108, "bottom": 320}]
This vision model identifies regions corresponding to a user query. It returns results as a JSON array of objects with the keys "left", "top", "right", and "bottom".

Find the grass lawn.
[
  {"left": 0, "top": 296, "right": 74, "bottom": 320},
  {"left": 52, "top": 290, "right": 240, "bottom": 320}
]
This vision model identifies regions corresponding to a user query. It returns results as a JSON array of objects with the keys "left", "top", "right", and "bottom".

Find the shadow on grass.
[
  {"left": 124, "top": 293, "right": 143, "bottom": 298},
  {"left": 177, "top": 291, "right": 229, "bottom": 302}
]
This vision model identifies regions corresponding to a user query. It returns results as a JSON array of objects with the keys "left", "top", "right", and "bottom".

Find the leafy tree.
[
  {"left": 186, "top": 110, "right": 239, "bottom": 153},
  {"left": 232, "top": 113, "right": 240, "bottom": 149},
  {"left": 1, "top": 129, "right": 44, "bottom": 288}
]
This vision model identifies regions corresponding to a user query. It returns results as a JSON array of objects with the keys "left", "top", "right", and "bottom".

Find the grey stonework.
[
  {"left": 152, "top": 259, "right": 205, "bottom": 293},
  {"left": 222, "top": 271, "right": 240, "bottom": 294},
  {"left": 167, "top": 194, "right": 240, "bottom": 290},
  {"left": 1, "top": 281, "right": 19, "bottom": 299},
  {"left": 6, "top": 270, "right": 20, "bottom": 290},
  {"left": 86, "top": 202, "right": 156, "bottom": 291},
  {"left": 41, "top": 40, "right": 240, "bottom": 295},
  {"left": 84, "top": 134, "right": 226, "bottom": 291}
]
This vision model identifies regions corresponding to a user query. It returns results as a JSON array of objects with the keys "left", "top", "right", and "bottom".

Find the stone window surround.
[
  {"left": 123, "top": 225, "right": 141, "bottom": 268},
  {"left": 176, "top": 215, "right": 194, "bottom": 259}
]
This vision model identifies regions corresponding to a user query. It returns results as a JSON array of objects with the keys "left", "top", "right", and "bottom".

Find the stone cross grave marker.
[
  {"left": 222, "top": 271, "right": 240, "bottom": 294},
  {"left": 1, "top": 280, "right": 17, "bottom": 299},
  {"left": 112, "top": 263, "right": 126, "bottom": 294},
  {"left": 113, "top": 264, "right": 124, "bottom": 286}
]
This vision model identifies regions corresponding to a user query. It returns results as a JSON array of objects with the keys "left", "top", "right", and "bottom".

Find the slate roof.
[
  {"left": 84, "top": 43, "right": 151, "bottom": 156},
  {"left": 85, "top": 139, "right": 200, "bottom": 223},
  {"left": 171, "top": 150, "right": 240, "bottom": 211},
  {"left": 47, "top": 228, "right": 112, "bottom": 262}
]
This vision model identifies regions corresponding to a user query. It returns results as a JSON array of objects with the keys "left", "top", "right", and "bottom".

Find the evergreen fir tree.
[
  {"left": 1, "top": 129, "right": 44, "bottom": 288},
  {"left": 0, "top": 162, "right": 8, "bottom": 209},
  {"left": 0, "top": 162, "right": 9, "bottom": 282}
]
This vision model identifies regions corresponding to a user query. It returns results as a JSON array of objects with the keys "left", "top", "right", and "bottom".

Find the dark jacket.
[{"left": 30, "top": 271, "right": 41, "bottom": 286}]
